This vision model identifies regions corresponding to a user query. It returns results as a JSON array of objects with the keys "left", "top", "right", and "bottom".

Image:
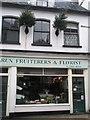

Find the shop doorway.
[
  {"left": 0, "top": 76, "right": 8, "bottom": 117},
  {"left": 72, "top": 77, "right": 85, "bottom": 113}
]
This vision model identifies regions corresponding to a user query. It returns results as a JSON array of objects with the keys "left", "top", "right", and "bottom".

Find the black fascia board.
[
  {"left": 0, "top": 49, "right": 89, "bottom": 55},
  {"left": 2, "top": 2, "right": 90, "bottom": 16}
]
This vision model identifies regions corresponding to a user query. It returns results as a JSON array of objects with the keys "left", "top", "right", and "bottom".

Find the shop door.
[
  {"left": 72, "top": 77, "right": 85, "bottom": 113},
  {"left": 0, "top": 76, "right": 8, "bottom": 117}
]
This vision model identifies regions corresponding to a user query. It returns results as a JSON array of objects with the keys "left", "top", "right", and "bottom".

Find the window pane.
[
  {"left": 42, "top": 33, "right": 49, "bottom": 43},
  {"left": 37, "top": 0, "right": 48, "bottom": 6},
  {"left": 2, "top": 30, "right": 19, "bottom": 43},
  {"left": 42, "top": 1, "right": 48, "bottom": 6},
  {"left": 44, "top": 68, "right": 68, "bottom": 75},
  {"left": 3, "top": 18, "right": 11, "bottom": 29},
  {"left": 73, "top": 77, "right": 84, "bottom": 100},
  {"left": 67, "top": 23, "right": 78, "bottom": 29},
  {"left": 64, "top": 29, "right": 78, "bottom": 33},
  {"left": 42, "top": 21, "right": 49, "bottom": 32},
  {"left": 34, "top": 32, "right": 42, "bottom": 43},
  {"left": 0, "top": 76, "right": 8, "bottom": 100},
  {"left": 64, "top": 34, "right": 78, "bottom": 46},
  {"left": 3, "top": 18, "right": 19, "bottom": 30},
  {"left": 34, "top": 21, "right": 41, "bottom": 31},
  {"left": 17, "top": 68, "right": 42, "bottom": 74},
  {"left": 34, "top": 32, "right": 49, "bottom": 44},
  {"left": 35, "top": 21, "right": 49, "bottom": 32},
  {"left": 72, "top": 69, "right": 83, "bottom": 74},
  {"left": 0, "top": 68, "right": 8, "bottom": 73},
  {"left": 11, "top": 18, "right": 19, "bottom": 29},
  {"left": 16, "top": 76, "right": 68, "bottom": 104},
  {"left": 2, "top": 17, "right": 19, "bottom": 44}
]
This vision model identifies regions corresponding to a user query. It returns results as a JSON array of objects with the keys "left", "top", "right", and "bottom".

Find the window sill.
[
  {"left": 32, "top": 43, "right": 52, "bottom": 47},
  {"left": 63, "top": 45, "right": 82, "bottom": 48},
  {"left": 0, "top": 42, "right": 21, "bottom": 45}
]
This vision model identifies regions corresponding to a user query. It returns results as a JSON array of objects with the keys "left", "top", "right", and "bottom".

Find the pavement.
[{"left": 1, "top": 114, "right": 90, "bottom": 120}]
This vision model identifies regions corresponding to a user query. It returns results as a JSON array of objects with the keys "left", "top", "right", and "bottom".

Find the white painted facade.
[
  {"left": 0, "top": 6, "right": 89, "bottom": 53},
  {"left": 81, "top": 0, "right": 90, "bottom": 10},
  {"left": 0, "top": 1, "right": 90, "bottom": 117}
]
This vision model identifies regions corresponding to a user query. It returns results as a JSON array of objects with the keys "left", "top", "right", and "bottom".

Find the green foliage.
[
  {"left": 53, "top": 10, "right": 67, "bottom": 31},
  {"left": 18, "top": 9, "right": 35, "bottom": 27}
]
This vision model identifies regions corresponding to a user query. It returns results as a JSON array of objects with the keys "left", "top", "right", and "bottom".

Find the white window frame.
[{"left": 36, "top": 0, "right": 48, "bottom": 7}]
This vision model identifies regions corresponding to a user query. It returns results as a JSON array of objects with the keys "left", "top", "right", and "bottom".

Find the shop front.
[{"left": 0, "top": 56, "right": 88, "bottom": 116}]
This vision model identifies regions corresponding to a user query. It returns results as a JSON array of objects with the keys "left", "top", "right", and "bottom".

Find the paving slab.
[{"left": 1, "top": 114, "right": 90, "bottom": 120}]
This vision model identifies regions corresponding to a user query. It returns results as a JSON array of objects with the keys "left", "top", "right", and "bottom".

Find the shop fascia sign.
[{"left": 0, "top": 56, "right": 88, "bottom": 68}]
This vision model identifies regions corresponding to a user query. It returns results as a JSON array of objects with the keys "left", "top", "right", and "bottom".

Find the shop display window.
[
  {"left": 0, "top": 68, "right": 8, "bottom": 73},
  {"left": 17, "top": 68, "right": 42, "bottom": 74},
  {"left": 72, "top": 69, "right": 83, "bottom": 74},
  {"left": 16, "top": 68, "right": 68, "bottom": 105},
  {"left": 44, "top": 68, "right": 68, "bottom": 74}
]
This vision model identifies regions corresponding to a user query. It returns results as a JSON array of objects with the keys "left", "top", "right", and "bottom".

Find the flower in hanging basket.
[
  {"left": 18, "top": 9, "right": 35, "bottom": 34},
  {"left": 53, "top": 10, "right": 67, "bottom": 36}
]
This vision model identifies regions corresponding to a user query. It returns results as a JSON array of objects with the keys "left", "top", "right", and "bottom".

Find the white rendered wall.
[
  {"left": 81, "top": 0, "right": 90, "bottom": 10},
  {"left": 9, "top": 67, "right": 17, "bottom": 113},
  {"left": 0, "top": 6, "right": 89, "bottom": 53},
  {"left": 14, "top": 104, "right": 70, "bottom": 113}
]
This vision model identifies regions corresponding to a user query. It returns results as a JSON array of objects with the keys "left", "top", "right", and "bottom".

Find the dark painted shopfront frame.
[
  {"left": 16, "top": 68, "right": 69, "bottom": 105},
  {"left": 0, "top": 68, "right": 8, "bottom": 117},
  {"left": 72, "top": 77, "right": 85, "bottom": 113}
]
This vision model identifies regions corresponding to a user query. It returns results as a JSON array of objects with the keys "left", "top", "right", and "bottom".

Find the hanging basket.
[
  {"left": 55, "top": 29, "right": 59, "bottom": 36},
  {"left": 18, "top": 9, "right": 35, "bottom": 35},
  {"left": 25, "top": 26, "right": 29, "bottom": 35},
  {"left": 18, "top": 9, "right": 35, "bottom": 49},
  {"left": 53, "top": 10, "right": 67, "bottom": 36}
]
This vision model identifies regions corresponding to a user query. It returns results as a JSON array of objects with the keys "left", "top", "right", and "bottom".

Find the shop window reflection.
[{"left": 16, "top": 76, "right": 68, "bottom": 105}]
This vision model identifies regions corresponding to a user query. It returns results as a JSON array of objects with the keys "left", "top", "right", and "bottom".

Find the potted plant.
[
  {"left": 18, "top": 9, "right": 35, "bottom": 49},
  {"left": 53, "top": 10, "right": 67, "bottom": 36}
]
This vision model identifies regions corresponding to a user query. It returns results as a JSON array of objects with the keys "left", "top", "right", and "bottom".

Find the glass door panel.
[{"left": 72, "top": 77, "right": 85, "bottom": 113}]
